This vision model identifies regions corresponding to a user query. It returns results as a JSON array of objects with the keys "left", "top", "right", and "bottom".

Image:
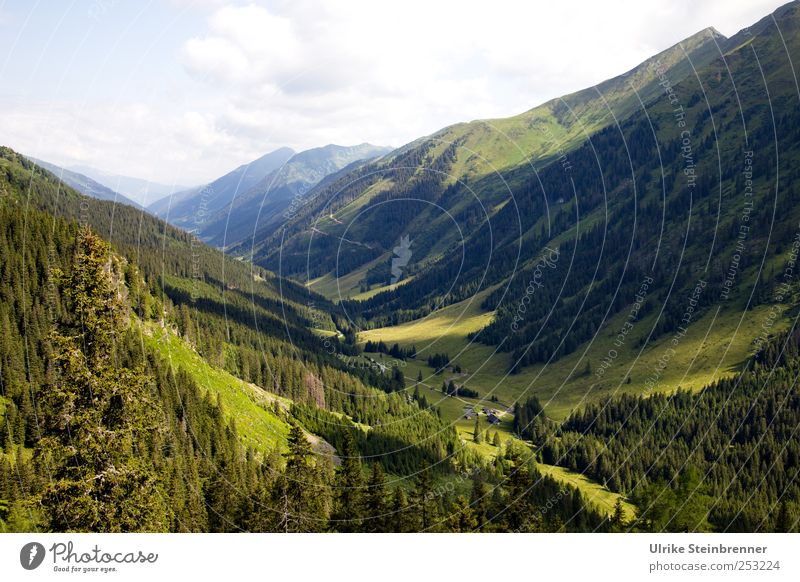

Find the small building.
[{"left": 487, "top": 413, "right": 501, "bottom": 425}]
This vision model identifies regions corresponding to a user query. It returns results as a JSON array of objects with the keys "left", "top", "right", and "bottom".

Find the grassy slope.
[
  {"left": 404, "top": 372, "right": 632, "bottom": 517},
  {"left": 409, "top": 28, "right": 723, "bottom": 188},
  {"left": 354, "top": 255, "right": 796, "bottom": 516},
  {"left": 407, "top": 368, "right": 635, "bottom": 517},
  {"left": 351, "top": 275, "right": 416, "bottom": 301},
  {"left": 358, "top": 284, "right": 787, "bottom": 419},
  {"left": 307, "top": 252, "right": 390, "bottom": 299},
  {"left": 358, "top": 284, "right": 639, "bottom": 517},
  {"left": 359, "top": 286, "right": 497, "bottom": 357},
  {"left": 143, "top": 323, "right": 292, "bottom": 454},
  {"left": 537, "top": 463, "right": 636, "bottom": 520}
]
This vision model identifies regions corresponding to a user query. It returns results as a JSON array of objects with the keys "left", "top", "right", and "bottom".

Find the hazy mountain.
[
  {"left": 148, "top": 147, "right": 296, "bottom": 229},
  {"left": 199, "top": 143, "right": 392, "bottom": 248},
  {"left": 68, "top": 164, "right": 190, "bottom": 208},
  {"left": 28, "top": 157, "right": 145, "bottom": 210}
]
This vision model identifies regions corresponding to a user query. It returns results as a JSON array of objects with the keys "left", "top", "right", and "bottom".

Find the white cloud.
[
  {"left": 0, "top": 99, "right": 252, "bottom": 187},
  {"left": 175, "top": 0, "right": 788, "bottom": 170},
  {"left": 182, "top": 5, "right": 300, "bottom": 86}
]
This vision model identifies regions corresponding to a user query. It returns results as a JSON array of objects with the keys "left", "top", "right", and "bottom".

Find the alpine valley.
[{"left": 2, "top": 1, "right": 800, "bottom": 534}]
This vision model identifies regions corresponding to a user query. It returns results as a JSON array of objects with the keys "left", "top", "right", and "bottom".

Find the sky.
[{"left": 0, "top": 0, "right": 791, "bottom": 187}]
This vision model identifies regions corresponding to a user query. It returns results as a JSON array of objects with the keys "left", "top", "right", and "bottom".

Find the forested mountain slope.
[
  {"left": 243, "top": 25, "right": 726, "bottom": 286},
  {"left": 2, "top": 0, "right": 799, "bottom": 536},
  {"left": 263, "top": 1, "right": 800, "bottom": 399},
  {"left": 0, "top": 146, "right": 611, "bottom": 532},
  {"left": 28, "top": 157, "right": 144, "bottom": 210}
]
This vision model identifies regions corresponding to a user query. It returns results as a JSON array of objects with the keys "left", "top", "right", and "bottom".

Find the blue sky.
[
  {"left": 0, "top": 0, "right": 790, "bottom": 186},
  {"left": 1, "top": 2, "right": 193, "bottom": 100}
]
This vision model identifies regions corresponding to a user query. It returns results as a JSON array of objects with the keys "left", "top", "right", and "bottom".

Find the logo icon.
[
  {"left": 20, "top": 542, "right": 46, "bottom": 570},
  {"left": 390, "top": 235, "right": 413, "bottom": 284}
]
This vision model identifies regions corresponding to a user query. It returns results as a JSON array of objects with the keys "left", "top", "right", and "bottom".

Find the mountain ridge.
[
  {"left": 68, "top": 163, "right": 190, "bottom": 207},
  {"left": 26, "top": 157, "right": 145, "bottom": 211},
  {"left": 148, "top": 146, "right": 296, "bottom": 225},
  {"left": 243, "top": 22, "right": 736, "bottom": 285},
  {"left": 201, "top": 142, "right": 392, "bottom": 248}
]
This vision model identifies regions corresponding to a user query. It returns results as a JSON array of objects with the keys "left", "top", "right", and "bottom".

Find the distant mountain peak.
[
  {"left": 177, "top": 142, "right": 393, "bottom": 248},
  {"left": 148, "top": 146, "right": 296, "bottom": 220}
]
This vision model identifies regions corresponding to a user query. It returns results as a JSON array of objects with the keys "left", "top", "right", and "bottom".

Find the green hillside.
[
  {"left": 248, "top": 26, "right": 724, "bottom": 280},
  {"left": 269, "top": 0, "right": 800, "bottom": 423},
  {"left": 0, "top": 146, "right": 615, "bottom": 533}
]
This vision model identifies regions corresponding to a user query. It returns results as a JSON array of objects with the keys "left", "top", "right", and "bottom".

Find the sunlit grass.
[{"left": 144, "top": 324, "right": 291, "bottom": 454}]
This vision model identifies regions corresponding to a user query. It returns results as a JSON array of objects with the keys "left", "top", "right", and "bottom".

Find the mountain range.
[
  {"left": 148, "top": 143, "right": 391, "bottom": 247},
  {"left": 251, "top": 0, "right": 800, "bottom": 399}
]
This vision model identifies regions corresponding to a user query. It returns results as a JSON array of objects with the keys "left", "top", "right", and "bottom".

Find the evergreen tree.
[
  {"left": 364, "top": 462, "right": 388, "bottom": 532},
  {"left": 448, "top": 495, "right": 477, "bottom": 532},
  {"left": 412, "top": 469, "right": 437, "bottom": 531},
  {"left": 470, "top": 474, "right": 492, "bottom": 532},
  {"left": 610, "top": 498, "right": 627, "bottom": 532},
  {"left": 331, "top": 433, "right": 364, "bottom": 532},
  {"left": 389, "top": 487, "right": 411, "bottom": 532},
  {"left": 36, "top": 227, "right": 168, "bottom": 532},
  {"left": 633, "top": 467, "right": 712, "bottom": 532},
  {"left": 272, "top": 423, "right": 329, "bottom": 532},
  {"left": 501, "top": 449, "right": 539, "bottom": 532},
  {"left": 775, "top": 501, "right": 792, "bottom": 533}
]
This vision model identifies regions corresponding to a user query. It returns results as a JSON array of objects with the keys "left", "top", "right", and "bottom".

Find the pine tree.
[
  {"left": 610, "top": 498, "right": 627, "bottom": 532},
  {"left": 364, "top": 462, "right": 388, "bottom": 532},
  {"left": 389, "top": 487, "right": 411, "bottom": 532},
  {"left": 493, "top": 432, "right": 501, "bottom": 447},
  {"left": 632, "top": 467, "right": 711, "bottom": 532},
  {"left": 272, "top": 423, "right": 329, "bottom": 532},
  {"left": 331, "top": 433, "right": 364, "bottom": 532},
  {"left": 473, "top": 417, "right": 482, "bottom": 444},
  {"left": 470, "top": 474, "right": 492, "bottom": 531},
  {"left": 412, "top": 469, "right": 437, "bottom": 530},
  {"left": 391, "top": 366, "right": 405, "bottom": 391},
  {"left": 36, "top": 226, "right": 168, "bottom": 532},
  {"left": 775, "top": 501, "right": 792, "bottom": 533},
  {"left": 448, "top": 495, "right": 477, "bottom": 532},
  {"left": 502, "top": 449, "right": 537, "bottom": 532}
]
